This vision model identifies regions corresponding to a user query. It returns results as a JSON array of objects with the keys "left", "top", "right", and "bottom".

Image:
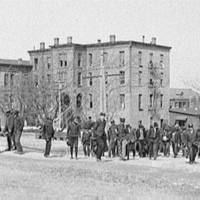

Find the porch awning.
[{"left": 175, "top": 116, "right": 187, "bottom": 121}]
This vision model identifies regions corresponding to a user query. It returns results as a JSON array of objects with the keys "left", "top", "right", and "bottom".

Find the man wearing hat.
[
  {"left": 108, "top": 120, "right": 118, "bottom": 157},
  {"left": 171, "top": 123, "right": 181, "bottom": 158},
  {"left": 117, "top": 118, "right": 127, "bottom": 160},
  {"left": 136, "top": 123, "right": 146, "bottom": 157},
  {"left": 3, "top": 110, "right": 14, "bottom": 151},
  {"left": 186, "top": 123, "right": 199, "bottom": 164},
  {"left": 93, "top": 112, "right": 106, "bottom": 161},
  {"left": 13, "top": 110, "right": 24, "bottom": 154},
  {"left": 147, "top": 122, "right": 160, "bottom": 160},
  {"left": 66, "top": 117, "right": 81, "bottom": 159}
]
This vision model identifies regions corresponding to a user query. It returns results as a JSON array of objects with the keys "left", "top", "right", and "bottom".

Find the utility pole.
[{"left": 100, "top": 50, "right": 107, "bottom": 114}]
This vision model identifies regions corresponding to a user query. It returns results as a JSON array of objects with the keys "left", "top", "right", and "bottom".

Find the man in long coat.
[
  {"left": 43, "top": 117, "right": 54, "bottom": 157},
  {"left": 93, "top": 112, "right": 106, "bottom": 161},
  {"left": 13, "top": 110, "right": 24, "bottom": 154}
]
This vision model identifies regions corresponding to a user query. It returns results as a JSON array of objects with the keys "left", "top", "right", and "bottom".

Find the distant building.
[
  {"left": 170, "top": 88, "right": 200, "bottom": 109},
  {"left": 28, "top": 35, "right": 171, "bottom": 128},
  {"left": 0, "top": 58, "right": 32, "bottom": 126},
  {"left": 169, "top": 88, "right": 200, "bottom": 128}
]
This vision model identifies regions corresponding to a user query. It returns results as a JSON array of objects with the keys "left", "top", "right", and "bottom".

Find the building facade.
[
  {"left": 0, "top": 59, "right": 32, "bottom": 126},
  {"left": 28, "top": 35, "right": 171, "bottom": 128}
]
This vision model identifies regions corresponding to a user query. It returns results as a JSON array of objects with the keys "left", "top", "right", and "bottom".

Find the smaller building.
[
  {"left": 169, "top": 107, "right": 200, "bottom": 129},
  {"left": 170, "top": 88, "right": 200, "bottom": 109}
]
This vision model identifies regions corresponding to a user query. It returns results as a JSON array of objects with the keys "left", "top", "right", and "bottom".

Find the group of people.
[
  {"left": 3, "top": 110, "right": 24, "bottom": 154},
  {"left": 2, "top": 110, "right": 200, "bottom": 164}
]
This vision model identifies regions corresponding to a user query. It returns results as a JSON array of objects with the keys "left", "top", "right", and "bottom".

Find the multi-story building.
[
  {"left": 0, "top": 58, "right": 32, "bottom": 126},
  {"left": 28, "top": 35, "right": 171, "bottom": 128}
]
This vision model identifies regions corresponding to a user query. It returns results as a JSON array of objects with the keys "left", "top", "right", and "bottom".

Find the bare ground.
[{"left": 0, "top": 132, "right": 200, "bottom": 200}]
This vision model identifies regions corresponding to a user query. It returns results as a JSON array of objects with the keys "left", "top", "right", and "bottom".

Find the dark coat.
[
  {"left": 14, "top": 116, "right": 24, "bottom": 133},
  {"left": 4, "top": 114, "right": 14, "bottom": 135},
  {"left": 171, "top": 127, "right": 181, "bottom": 144},
  {"left": 108, "top": 124, "right": 118, "bottom": 141},
  {"left": 43, "top": 119, "right": 54, "bottom": 140},
  {"left": 186, "top": 128, "right": 198, "bottom": 147},
  {"left": 117, "top": 123, "right": 126, "bottom": 139},
  {"left": 67, "top": 122, "right": 80, "bottom": 138},
  {"left": 148, "top": 127, "right": 160, "bottom": 142},
  {"left": 136, "top": 128, "right": 146, "bottom": 140},
  {"left": 93, "top": 119, "right": 106, "bottom": 138}
]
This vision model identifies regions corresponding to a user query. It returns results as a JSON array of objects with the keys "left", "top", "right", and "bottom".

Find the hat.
[
  {"left": 153, "top": 122, "right": 158, "bottom": 127},
  {"left": 6, "top": 110, "right": 11, "bottom": 114},
  {"left": 100, "top": 112, "right": 106, "bottom": 117},
  {"left": 120, "top": 118, "right": 125, "bottom": 123}
]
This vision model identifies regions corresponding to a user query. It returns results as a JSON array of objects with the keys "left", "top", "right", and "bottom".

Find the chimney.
[
  {"left": 54, "top": 37, "right": 59, "bottom": 46},
  {"left": 97, "top": 39, "right": 101, "bottom": 44},
  {"left": 40, "top": 42, "right": 45, "bottom": 50},
  {"left": 18, "top": 58, "right": 22, "bottom": 64},
  {"left": 142, "top": 35, "right": 145, "bottom": 43},
  {"left": 151, "top": 37, "right": 157, "bottom": 45},
  {"left": 67, "top": 36, "right": 72, "bottom": 44},
  {"left": 109, "top": 35, "right": 116, "bottom": 43}
]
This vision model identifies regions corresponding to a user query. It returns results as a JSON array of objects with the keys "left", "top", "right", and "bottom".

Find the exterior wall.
[
  {"left": 28, "top": 40, "right": 170, "bottom": 128},
  {"left": 130, "top": 45, "right": 170, "bottom": 128}
]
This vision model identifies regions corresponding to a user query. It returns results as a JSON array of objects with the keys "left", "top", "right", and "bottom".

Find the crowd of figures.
[{"left": 2, "top": 111, "right": 200, "bottom": 165}]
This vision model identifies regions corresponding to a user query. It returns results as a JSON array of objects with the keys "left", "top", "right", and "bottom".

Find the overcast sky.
[{"left": 0, "top": 0, "right": 200, "bottom": 88}]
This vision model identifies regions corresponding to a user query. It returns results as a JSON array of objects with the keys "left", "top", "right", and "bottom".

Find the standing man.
[
  {"left": 117, "top": 118, "right": 127, "bottom": 160},
  {"left": 82, "top": 116, "right": 94, "bottom": 157},
  {"left": 107, "top": 120, "right": 118, "bottom": 158},
  {"left": 161, "top": 125, "right": 171, "bottom": 157},
  {"left": 171, "top": 123, "right": 181, "bottom": 158},
  {"left": 66, "top": 117, "right": 80, "bottom": 159},
  {"left": 136, "top": 124, "right": 146, "bottom": 157},
  {"left": 186, "top": 123, "right": 199, "bottom": 164},
  {"left": 93, "top": 112, "right": 106, "bottom": 162},
  {"left": 43, "top": 117, "right": 54, "bottom": 158},
  {"left": 13, "top": 110, "right": 24, "bottom": 154},
  {"left": 148, "top": 122, "right": 160, "bottom": 160},
  {"left": 3, "top": 111, "right": 13, "bottom": 151}
]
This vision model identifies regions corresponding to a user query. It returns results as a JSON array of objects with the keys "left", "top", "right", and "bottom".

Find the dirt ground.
[{"left": 0, "top": 132, "right": 200, "bottom": 200}]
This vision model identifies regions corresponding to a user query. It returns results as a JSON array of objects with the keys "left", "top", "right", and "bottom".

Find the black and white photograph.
[{"left": 0, "top": 0, "right": 200, "bottom": 199}]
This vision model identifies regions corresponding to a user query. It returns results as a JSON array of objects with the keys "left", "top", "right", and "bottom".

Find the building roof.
[
  {"left": 169, "top": 107, "right": 200, "bottom": 116},
  {"left": 0, "top": 58, "right": 32, "bottom": 67},
  {"left": 28, "top": 40, "right": 171, "bottom": 53},
  {"left": 170, "top": 88, "right": 200, "bottom": 100}
]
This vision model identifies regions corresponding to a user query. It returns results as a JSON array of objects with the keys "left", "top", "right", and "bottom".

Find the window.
[
  {"left": 149, "top": 53, "right": 153, "bottom": 61},
  {"left": 160, "top": 94, "right": 163, "bottom": 108},
  {"left": 105, "top": 72, "right": 108, "bottom": 85},
  {"left": 47, "top": 57, "right": 51, "bottom": 69},
  {"left": 150, "top": 94, "right": 153, "bottom": 107},
  {"left": 60, "top": 60, "right": 63, "bottom": 67},
  {"left": 160, "top": 54, "right": 164, "bottom": 68},
  {"left": 103, "top": 52, "right": 108, "bottom": 65},
  {"left": 76, "top": 93, "right": 82, "bottom": 108},
  {"left": 120, "top": 94, "right": 125, "bottom": 110},
  {"left": 4, "top": 73, "right": 9, "bottom": 87},
  {"left": 119, "top": 51, "right": 125, "bottom": 67},
  {"left": 139, "top": 94, "right": 142, "bottom": 111},
  {"left": 138, "top": 51, "right": 142, "bottom": 66},
  {"left": 160, "top": 72, "right": 163, "bottom": 86},
  {"left": 119, "top": 71, "right": 125, "bottom": 85},
  {"left": 89, "top": 94, "right": 93, "bottom": 108},
  {"left": 149, "top": 79, "right": 153, "bottom": 87},
  {"left": 4, "top": 94, "right": 9, "bottom": 102},
  {"left": 59, "top": 54, "right": 67, "bottom": 67},
  {"left": 89, "top": 72, "right": 92, "bottom": 86},
  {"left": 78, "top": 53, "right": 82, "bottom": 67},
  {"left": 34, "top": 58, "right": 38, "bottom": 70},
  {"left": 10, "top": 74, "right": 14, "bottom": 87},
  {"left": 89, "top": 53, "right": 93, "bottom": 66},
  {"left": 78, "top": 72, "right": 82, "bottom": 87},
  {"left": 47, "top": 74, "right": 51, "bottom": 83},
  {"left": 138, "top": 71, "right": 142, "bottom": 86}
]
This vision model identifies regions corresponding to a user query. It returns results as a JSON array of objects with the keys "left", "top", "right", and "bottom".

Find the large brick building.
[
  {"left": 0, "top": 59, "right": 32, "bottom": 126},
  {"left": 28, "top": 35, "right": 171, "bottom": 128}
]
